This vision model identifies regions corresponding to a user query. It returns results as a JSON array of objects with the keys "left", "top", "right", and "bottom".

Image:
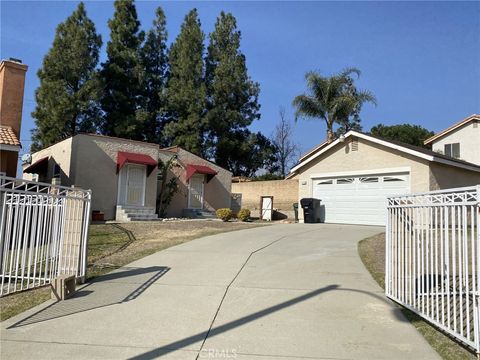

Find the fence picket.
[
  {"left": 0, "top": 175, "right": 91, "bottom": 297},
  {"left": 386, "top": 185, "right": 480, "bottom": 355}
]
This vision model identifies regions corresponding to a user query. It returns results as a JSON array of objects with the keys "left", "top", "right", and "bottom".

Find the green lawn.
[{"left": 358, "top": 233, "right": 476, "bottom": 360}]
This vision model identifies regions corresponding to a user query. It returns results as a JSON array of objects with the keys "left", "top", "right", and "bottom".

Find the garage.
[
  {"left": 288, "top": 131, "right": 480, "bottom": 226},
  {"left": 312, "top": 172, "right": 410, "bottom": 225}
]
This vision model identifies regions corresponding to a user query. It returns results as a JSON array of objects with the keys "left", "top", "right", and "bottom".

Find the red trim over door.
[
  {"left": 23, "top": 156, "right": 49, "bottom": 174},
  {"left": 186, "top": 164, "right": 217, "bottom": 182},
  {"left": 117, "top": 151, "right": 157, "bottom": 176}
]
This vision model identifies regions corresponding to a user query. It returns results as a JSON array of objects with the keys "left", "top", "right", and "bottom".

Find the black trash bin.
[{"left": 300, "top": 198, "right": 321, "bottom": 223}]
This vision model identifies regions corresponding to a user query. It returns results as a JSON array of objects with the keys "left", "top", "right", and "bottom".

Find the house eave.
[
  {"left": 288, "top": 130, "right": 480, "bottom": 176},
  {"left": 424, "top": 114, "right": 480, "bottom": 145},
  {"left": 0, "top": 144, "right": 21, "bottom": 152}
]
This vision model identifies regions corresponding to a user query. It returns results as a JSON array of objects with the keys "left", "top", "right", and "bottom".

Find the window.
[
  {"left": 360, "top": 177, "right": 379, "bottom": 183},
  {"left": 337, "top": 178, "right": 354, "bottom": 184},
  {"left": 384, "top": 176, "right": 406, "bottom": 182},
  {"left": 444, "top": 143, "right": 460, "bottom": 158},
  {"left": 317, "top": 179, "right": 333, "bottom": 185}
]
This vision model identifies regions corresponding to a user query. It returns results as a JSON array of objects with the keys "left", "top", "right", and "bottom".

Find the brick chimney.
[{"left": 0, "top": 59, "right": 28, "bottom": 138}]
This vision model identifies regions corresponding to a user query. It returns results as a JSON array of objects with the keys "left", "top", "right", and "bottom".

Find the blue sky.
[{"left": 1, "top": 1, "right": 479, "bottom": 158}]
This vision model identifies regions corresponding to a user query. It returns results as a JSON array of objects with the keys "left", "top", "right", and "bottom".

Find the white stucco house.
[
  {"left": 22, "top": 134, "right": 232, "bottom": 221},
  {"left": 287, "top": 130, "right": 480, "bottom": 226},
  {"left": 424, "top": 114, "right": 480, "bottom": 165}
]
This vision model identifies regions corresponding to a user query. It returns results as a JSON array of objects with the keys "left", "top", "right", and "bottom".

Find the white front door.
[
  {"left": 126, "top": 164, "right": 146, "bottom": 206},
  {"left": 312, "top": 172, "right": 410, "bottom": 225},
  {"left": 188, "top": 175, "right": 204, "bottom": 209}
]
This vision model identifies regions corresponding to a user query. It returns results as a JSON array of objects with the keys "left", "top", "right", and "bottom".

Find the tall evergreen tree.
[
  {"left": 100, "top": 0, "right": 144, "bottom": 138},
  {"left": 163, "top": 9, "right": 206, "bottom": 155},
  {"left": 137, "top": 7, "right": 168, "bottom": 144},
  {"left": 205, "top": 12, "right": 261, "bottom": 170},
  {"left": 31, "top": 2, "right": 102, "bottom": 151}
]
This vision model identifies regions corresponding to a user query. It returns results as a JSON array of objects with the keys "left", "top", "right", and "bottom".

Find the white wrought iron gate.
[
  {"left": 0, "top": 175, "right": 91, "bottom": 297},
  {"left": 386, "top": 186, "right": 480, "bottom": 354}
]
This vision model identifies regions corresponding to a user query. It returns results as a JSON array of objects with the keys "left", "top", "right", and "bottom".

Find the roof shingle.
[{"left": 0, "top": 126, "right": 21, "bottom": 147}]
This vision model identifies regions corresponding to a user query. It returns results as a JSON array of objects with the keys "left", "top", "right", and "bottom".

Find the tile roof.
[{"left": 0, "top": 126, "right": 21, "bottom": 147}]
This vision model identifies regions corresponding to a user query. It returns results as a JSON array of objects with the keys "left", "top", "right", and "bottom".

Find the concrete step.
[
  {"left": 123, "top": 209, "right": 156, "bottom": 215},
  {"left": 127, "top": 214, "right": 158, "bottom": 221},
  {"left": 116, "top": 205, "right": 158, "bottom": 222},
  {"left": 182, "top": 209, "right": 216, "bottom": 219}
]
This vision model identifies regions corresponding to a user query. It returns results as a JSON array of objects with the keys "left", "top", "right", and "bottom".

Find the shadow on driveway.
[
  {"left": 127, "top": 284, "right": 408, "bottom": 360},
  {"left": 7, "top": 266, "right": 170, "bottom": 329}
]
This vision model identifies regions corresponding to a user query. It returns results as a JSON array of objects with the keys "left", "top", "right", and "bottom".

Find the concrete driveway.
[{"left": 1, "top": 224, "right": 440, "bottom": 360}]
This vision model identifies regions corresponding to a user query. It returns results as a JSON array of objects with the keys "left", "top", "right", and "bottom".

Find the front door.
[
  {"left": 126, "top": 164, "right": 146, "bottom": 206},
  {"left": 188, "top": 175, "right": 204, "bottom": 209}
]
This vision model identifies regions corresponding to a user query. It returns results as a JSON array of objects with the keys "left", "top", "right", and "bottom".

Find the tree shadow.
[
  {"left": 7, "top": 266, "right": 170, "bottom": 329},
  {"left": 128, "top": 284, "right": 408, "bottom": 360},
  {"left": 128, "top": 284, "right": 339, "bottom": 360}
]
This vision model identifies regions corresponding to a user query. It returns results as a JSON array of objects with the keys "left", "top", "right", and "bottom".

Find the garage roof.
[{"left": 288, "top": 131, "right": 480, "bottom": 176}]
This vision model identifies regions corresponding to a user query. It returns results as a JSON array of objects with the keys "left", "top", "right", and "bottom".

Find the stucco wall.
[
  {"left": 432, "top": 121, "right": 480, "bottom": 165},
  {"left": 231, "top": 179, "right": 299, "bottom": 219},
  {"left": 429, "top": 163, "right": 480, "bottom": 190},
  {"left": 294, "top": 137, "right": 432, "bottom": 221},
  {"left": 23, "top": 137, "right": 74, "bottom": 186},
  {"left": 71, "top": 135, "right": 159, "bottom": 220},
  {"left": 158, "top": 148, "right": 232, "bottom": 218}
]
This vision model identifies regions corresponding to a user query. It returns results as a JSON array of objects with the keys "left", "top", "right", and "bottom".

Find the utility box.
[
  {"left": 51, "top": 274, "right": 76, "bottom": 300},
  {"left": 300, "top": 198, "right": 321, "bottom": 223}
]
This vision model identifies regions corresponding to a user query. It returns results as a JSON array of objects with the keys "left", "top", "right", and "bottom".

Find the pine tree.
[
  {"left": 100, "top": 0, "right": 144, "bottom": 138},
  {"left": 137, "top": 6, "right": 168, "bottom": 144},
  {"left": 31, "top": 2, "right": 102, "bottom": 151},
  {"left": 163, "top": 9, "right": 207, "bottom": 155},
  {"left": 205, "top": 12, "right": 261, "bottom": 170}
]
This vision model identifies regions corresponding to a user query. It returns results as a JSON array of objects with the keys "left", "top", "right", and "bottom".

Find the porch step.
[
  {"left": 182, "top": 209, "right": 216, "bottom": 219},
  {"left": 115, "top": 206, "right": 158, "bottom": 222}
]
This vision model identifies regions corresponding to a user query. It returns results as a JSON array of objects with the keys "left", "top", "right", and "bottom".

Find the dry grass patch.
[
  {"left": 358, "top": 233, "right": 476, "bottom": 360},
  {"left": 1, "top": 220, "right": 266, "bottom": 321}
]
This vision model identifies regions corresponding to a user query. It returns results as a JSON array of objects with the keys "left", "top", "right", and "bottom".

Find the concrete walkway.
[{"left": 1, "top": 224, "right": 440, "bottom": 360}]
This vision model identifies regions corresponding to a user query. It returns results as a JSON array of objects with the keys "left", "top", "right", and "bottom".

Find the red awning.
[
  {"left": 23, "top": 156, "right": 49, "bottom": 174},
  {"left": 186, "top": 164, "right": 218, "bottom": 183},
  {"left": 117, "top": 151, "right": 157, "bottom": 176}
]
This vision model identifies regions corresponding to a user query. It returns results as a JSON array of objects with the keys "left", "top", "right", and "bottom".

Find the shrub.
[
  {"left": 216, "top": 208, "right": 233, "bottom": 222},
  {"left": 237, "top": 208, "right": 251, "bottom": 222}
]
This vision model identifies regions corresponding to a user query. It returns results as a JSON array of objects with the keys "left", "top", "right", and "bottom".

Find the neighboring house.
[
  {"left": 23, "top": 134, "right": 232, "bottom": 221},
  {"left": 424, "top": 114, "right": 480, "bottom": 165},
  {"left": 0, "top": 59, "right": 28, "bottom": 177},
  {"left": 158, "top": 146, "right": 232, "bottom": 218},
  {"left": 287, "top": 130, "right": 480, "bottom": 226}
]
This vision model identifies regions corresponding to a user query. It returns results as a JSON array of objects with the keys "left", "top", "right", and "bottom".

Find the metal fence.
[
  {"left": 386, "top": 185, "right": 480, "bottom": 354},
  {"left": 0, "top": 175, "right": 91, "bottom": 297}
]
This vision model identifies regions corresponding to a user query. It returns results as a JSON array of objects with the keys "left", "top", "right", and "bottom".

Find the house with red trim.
[
  {"left": 158, "top": 146, "right": 232, "bottom": 218},
  {"left": 22, "top": 134, "right": 232, "bottom": 221}
]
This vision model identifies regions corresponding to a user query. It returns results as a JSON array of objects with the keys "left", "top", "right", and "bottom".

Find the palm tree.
[{"left": 292, "top": 68, "right": 377, "bottom": 143}]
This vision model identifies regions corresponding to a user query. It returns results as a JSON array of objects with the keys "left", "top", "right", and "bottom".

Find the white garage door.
[{"left": 312, "top": 173, "right": 410, "bottom": 225}]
